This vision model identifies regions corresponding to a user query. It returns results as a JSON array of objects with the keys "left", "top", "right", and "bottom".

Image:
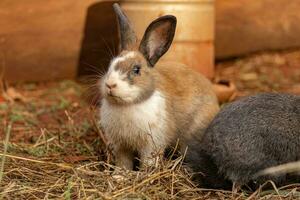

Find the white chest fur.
[{"left": 100, "top": 91, "right": 169, "bottom": 150}]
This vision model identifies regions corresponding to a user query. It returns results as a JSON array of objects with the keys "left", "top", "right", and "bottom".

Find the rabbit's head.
[{"left": 101, "top": 3, "right": 176, "bottom": 105}]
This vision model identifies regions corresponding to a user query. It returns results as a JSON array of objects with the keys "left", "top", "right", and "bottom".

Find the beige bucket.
[{"left": 120, "top": 0, "right": 215, "bottom": 79}]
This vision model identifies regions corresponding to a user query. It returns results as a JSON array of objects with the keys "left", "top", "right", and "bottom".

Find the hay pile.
[
  {"left": 0, "top": 145, "right": 202, "bottom": 199},
  {"left": 1, "top": 138, "right": 299, "bottom": 200}
]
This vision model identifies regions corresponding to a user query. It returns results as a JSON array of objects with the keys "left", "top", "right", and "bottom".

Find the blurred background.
[
  {"left": 1, "top": 0, "right": 300, "bottom": 82},
  {"left": 1, "top": 0, "right": 300, "bottom": 102}
]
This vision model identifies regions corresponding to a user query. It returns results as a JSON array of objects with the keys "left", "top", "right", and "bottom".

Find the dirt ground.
[{"left": 1, "top": 50, "right": 300, "bottom": 199}]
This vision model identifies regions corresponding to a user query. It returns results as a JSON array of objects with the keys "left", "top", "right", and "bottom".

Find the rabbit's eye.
[{"left": 132, "top": 65, "right": 141, "bottom": 75}]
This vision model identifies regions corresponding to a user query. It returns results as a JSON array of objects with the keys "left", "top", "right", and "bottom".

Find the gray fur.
[
  {"left": 113, "top": 3, "right": 137, "bottom": 50},
  {"left": 186, "top": 93, "right": 300, "bottom": 189}
]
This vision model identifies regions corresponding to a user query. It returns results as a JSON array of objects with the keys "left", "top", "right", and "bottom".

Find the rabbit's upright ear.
[
  {"left": 139, "top": 15, "right": 177, "bottom": 67},
  {"left": 113, "top": 3, "right": 137, "bottom": 50}
]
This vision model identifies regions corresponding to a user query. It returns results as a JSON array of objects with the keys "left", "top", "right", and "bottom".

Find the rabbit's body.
[
  {"left": 100, "top": 4, "right": 219, "bottom": 170},
  {"left": 186, "top": 93, "right": 300, "bottom": 189},
  {"left": 101, "top": 60, "right": 219, "bottom": 168}
]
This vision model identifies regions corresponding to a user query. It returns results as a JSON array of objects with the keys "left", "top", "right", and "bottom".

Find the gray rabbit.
[{"left": 186, "top": 93, "right": 300, "bottom": 189}]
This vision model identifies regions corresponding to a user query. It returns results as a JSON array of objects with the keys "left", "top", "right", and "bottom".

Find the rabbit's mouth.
[
  {"left": 106, "top": 93, "right": 128, "bottom": 103},
  {"left": 108, "top": 93, "right": 122, "bottom": 99},
  {"left": 106, "top": 92, "right": 139, "bottom": 105}
]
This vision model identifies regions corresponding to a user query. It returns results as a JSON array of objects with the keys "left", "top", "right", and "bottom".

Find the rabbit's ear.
[
  {"left": 139, "top": 15, "right": 177, "bottom": 67},
  {"left": 113, "top": 3, "right": 137, "bottom": 50}
]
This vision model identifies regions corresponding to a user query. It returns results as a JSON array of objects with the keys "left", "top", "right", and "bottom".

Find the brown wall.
[
  {"left": 1, "top": 0, "right": 300, "bottom": 82},
  {"left": 0, "top": 0, "right": 118, "bottom": 83},
  {"left": 216, "top": 0, "right": 300, "bottom": 59}
]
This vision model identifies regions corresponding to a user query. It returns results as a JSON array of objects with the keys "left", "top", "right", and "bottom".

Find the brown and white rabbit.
[{"left": 99, "top": 3, "right": 219, "bottom": 170}]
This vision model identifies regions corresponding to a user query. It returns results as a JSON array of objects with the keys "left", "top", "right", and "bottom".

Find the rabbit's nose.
[{"left": 105, "top": 82, "right": 117, "bottom": 89}]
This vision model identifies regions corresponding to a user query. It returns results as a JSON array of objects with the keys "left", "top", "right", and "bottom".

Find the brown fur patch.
[{"left": 153, "top": 61, "right": 220, "bottom": 151}]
